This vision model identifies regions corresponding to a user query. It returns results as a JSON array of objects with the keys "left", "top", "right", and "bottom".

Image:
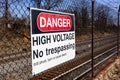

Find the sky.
[
  {"left": 96, "top": 0, "right": 120, "bottom": 23},
  {"left": 97, "top": 0, "right": 120, "bottom": 11},
  {"left": 0, "top": 0, "right": 120, "bottom": 20}
]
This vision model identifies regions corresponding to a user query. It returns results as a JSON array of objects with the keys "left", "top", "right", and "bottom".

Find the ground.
[{"left": 94, "top": 57, "right": 120, "bottom": 80}]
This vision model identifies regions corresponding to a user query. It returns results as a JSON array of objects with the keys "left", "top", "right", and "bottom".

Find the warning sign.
[{"left": 30, "top": 8, "right": 75, "bottom": 75}]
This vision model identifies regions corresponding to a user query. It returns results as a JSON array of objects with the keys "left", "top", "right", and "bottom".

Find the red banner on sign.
[{"left": 37, "top": 12, "right": 72, "bottom": 32}]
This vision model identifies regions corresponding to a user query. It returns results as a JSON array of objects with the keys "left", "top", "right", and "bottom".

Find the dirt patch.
[{"left": 0, "top": 27, "right": 30, "bottom": 54}]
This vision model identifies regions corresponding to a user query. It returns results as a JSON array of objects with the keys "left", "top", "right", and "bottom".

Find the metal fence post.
[
  {"left": 91, "top": 0, "right": 95, "bottom": 78},
  {"left": 117, "top": 5, "right": 120, "bottom": 56},
  {"left": 37, "top": 0, "right": 41, "bottom": 8},
  {"left": 5, "top": 0, "right": 8, "bottom": 28}
]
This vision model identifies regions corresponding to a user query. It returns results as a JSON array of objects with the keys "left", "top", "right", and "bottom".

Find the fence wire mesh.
[
  {"left": 0, "top": 0, "right": 78, "bottom": 79},
  {"left": 0, "top": 0, "right": 118, "bottom": 80}
]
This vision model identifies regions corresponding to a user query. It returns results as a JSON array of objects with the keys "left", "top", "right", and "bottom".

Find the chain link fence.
[
  {"left": 0, "top": 0, "right": 78, "bottom": 80},
  {"left": 0, "top": 0, "right": 117, "bottom": 80},
  {"left": 0, "top": 0, "right": 36, "bottom": 80}
]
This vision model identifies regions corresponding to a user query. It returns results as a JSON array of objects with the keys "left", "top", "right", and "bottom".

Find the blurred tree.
[
  {"left": 73, "top": 0, "right": 90, "bottom": 28},
  {"left": 81, "top": 7, "right": 89, "bottom": 28},
  {"left": 32, "top": 0, "right": 63, "bottom": 10},
  {"left": 95, "top": 4, "right": 110, "bottom": 32}
]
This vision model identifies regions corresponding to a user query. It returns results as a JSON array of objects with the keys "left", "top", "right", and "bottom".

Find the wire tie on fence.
[{"left": 27, "top": 7, "right": 30, "bottom": 10}]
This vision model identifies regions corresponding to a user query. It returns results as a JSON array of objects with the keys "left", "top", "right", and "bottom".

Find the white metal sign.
[{"left": 30, "top": 8, "right": 75, "bottom": 75}]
